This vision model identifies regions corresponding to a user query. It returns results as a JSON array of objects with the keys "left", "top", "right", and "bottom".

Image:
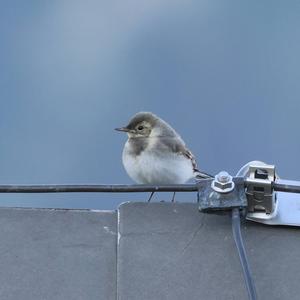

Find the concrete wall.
[{"left": 0, "top": 203, "right": 299, "bottom": 300}]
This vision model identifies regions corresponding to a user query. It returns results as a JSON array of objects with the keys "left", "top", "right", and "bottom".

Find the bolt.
[
  {"left": 217, "top": 171, "right": 230, "bottom": 183},
  {"left": 211, "top": 171, "right": 235, "bottom": 193}
]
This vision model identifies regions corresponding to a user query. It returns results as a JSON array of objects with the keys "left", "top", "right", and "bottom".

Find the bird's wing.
[
  {"left": 181, "top": 148, "right": 198, "bottom": 171},
  {"left": 156, "top": 137, "right": 213, "bottom": 179},
  {"left": 181, "top": 148, "right": 212, "bottom": 178}
]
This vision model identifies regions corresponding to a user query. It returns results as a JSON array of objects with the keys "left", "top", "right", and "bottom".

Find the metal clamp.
[
  {"left": 245, "top": 164, "right": 275, "bottom": 214},
  {"left": 198, "top": 171, "right": 247, "bottom": 213},
  {"left": 198, "top": 161, "right": 300, "bottom": 226},
  {"left": 236, "top": 160, "right": 300, "bottom": 226}
]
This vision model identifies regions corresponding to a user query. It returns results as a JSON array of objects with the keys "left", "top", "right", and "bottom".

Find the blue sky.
[{"left": 0, "top": 0, "right": 299, "bottom": 209}]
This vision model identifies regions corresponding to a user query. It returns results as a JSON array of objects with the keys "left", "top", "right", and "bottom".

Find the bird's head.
[{"left": 115, "top": 112, "right": 158, "bottom": 138}]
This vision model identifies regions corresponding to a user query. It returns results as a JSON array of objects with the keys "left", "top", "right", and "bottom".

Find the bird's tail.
[{"left": 194, "top": 169, "right": 214, "bottom": 179}]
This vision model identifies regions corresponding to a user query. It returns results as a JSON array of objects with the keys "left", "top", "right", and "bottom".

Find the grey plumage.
[
  {"left": 125, "top": 137, "right": 149, "bottom": 156},
  {"left": 116, "top": 112, "right": 212, "bottom": 186}
]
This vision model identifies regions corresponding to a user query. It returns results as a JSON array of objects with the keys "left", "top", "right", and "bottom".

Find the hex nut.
[
  {"left": 214, "top": 181, "right": 233, "bottom": 190},
  {"left": 211, "top": 171, "right": 235, "bottom": 193}
]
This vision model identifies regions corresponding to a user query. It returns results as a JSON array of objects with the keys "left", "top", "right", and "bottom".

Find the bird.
[{"left": 115, "top": 112, "right": 212, "bottom": 202}]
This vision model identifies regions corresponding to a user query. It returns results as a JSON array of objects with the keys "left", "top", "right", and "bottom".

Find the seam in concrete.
[
  {"left": 0, "top": 206, "right": 115, "bottom": 213},
  {"left": 180, "top": 216, "right": 205, "bottom": 256},
  {"left": 116, "top": 206, "right": 121, "bottom": 300}
]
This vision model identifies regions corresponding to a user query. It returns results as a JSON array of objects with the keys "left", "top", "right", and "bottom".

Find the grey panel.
[
  {"left": 1, "top": 203, "right": 299, "bottom": 300},
  {"left": 0, "top": 207, "right": 117, "bottom": 300},
  {"left": 117, "top": 202, "right": 300, "bottom": 300}
]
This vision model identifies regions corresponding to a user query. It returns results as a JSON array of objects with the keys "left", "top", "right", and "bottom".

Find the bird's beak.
[{"left": 115, "top": 127, "right": 130, "bottom": 132}]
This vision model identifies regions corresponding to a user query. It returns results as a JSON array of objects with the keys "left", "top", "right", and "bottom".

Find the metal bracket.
[
  {"left": 198, "top": 161, "right": 300, "bottom": 226},
  {"left": 245, "top": 164, "right": 276, "bottom": 214},
  {"left": 237, "top": 161, "right": 300, "bottom": 226},
  {"left": 198, "top": 172, "right": 247, "bottom": 213}
]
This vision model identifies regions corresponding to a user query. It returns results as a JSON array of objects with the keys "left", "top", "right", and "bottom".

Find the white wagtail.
[{"left": 115, "top": 112, "right": 212, "bottom": 201}]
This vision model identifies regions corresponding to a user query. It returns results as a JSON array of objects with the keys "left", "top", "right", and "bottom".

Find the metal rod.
[
  {"left": 273, "top": 179, "right": 300, "bottom": 194},
  {"left": 0, "top": 184, "right": 200, "bottom": 193},
  {"left": 0, "top": 178, "right": 298, "bottom": 194}
]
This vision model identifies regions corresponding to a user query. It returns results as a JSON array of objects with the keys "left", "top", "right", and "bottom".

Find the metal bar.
[
  {"left": 0, "top": 184, "right": 200, "bottom": 193},
  {"left": 273, "top": 179, "right": 300, "bottom": 194},
  {"left": 0, "top": 177, "right": 298, "bottom": 194}
]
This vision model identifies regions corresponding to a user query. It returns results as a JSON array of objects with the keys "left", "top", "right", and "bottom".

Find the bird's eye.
[{"left": 137, "top": 126, "right": 144, "bottom": 131}]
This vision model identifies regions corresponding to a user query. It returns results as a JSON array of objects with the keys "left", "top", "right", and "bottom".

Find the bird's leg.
[
  {"left": 171, "top": 192, "right": 176, "bottom": 202},
  {"left": 147, "top": 191, "right": 155, "bottom": 202}
]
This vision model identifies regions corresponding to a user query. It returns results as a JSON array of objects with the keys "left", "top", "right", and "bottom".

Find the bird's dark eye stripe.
[{"left": 138, "top": 126, "right": 144, "bottom": 130}]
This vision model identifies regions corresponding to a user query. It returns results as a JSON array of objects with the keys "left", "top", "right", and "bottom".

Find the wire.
[
  {"left": 231, "top": 208, "right": 257, "bottom": 300},
  {"left": 0, "top": 177, "right": 299, "bottom": 194},
  {"left": 273, "top": 179, "right": 300, "bottom": 193},
  {"left": 0, "top": 181, "right": 211, "bottom": 193},
  {"left": 0, "top": 184, "right": 199, "bottom": 193}
]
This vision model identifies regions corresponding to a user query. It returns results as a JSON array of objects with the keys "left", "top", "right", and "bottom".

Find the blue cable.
[{"left": 232, "top": 208, "right": 257, "bottom": 300}]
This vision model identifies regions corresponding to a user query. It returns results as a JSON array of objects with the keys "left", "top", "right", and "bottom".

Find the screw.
[
  {"left": 217, "top": 171, "right": 230, "bottom": 183},
  {"left": 212, "top": 171, "right": 235, "bottom": 193}
]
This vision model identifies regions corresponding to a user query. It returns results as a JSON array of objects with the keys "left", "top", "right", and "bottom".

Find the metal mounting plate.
[
  {"left": 198, "top": 177, "right": 247, "bottom": 213},
  {"left": 246, "top": 190, "right": 300, "bottom": 226},
  {"left": 237, "top": 161, "right": 300, "bottom": 226}
]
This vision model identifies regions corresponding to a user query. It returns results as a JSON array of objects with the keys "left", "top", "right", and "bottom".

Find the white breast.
[{"left": 122, "top": 142, "right": 194, "bottom": 184}]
